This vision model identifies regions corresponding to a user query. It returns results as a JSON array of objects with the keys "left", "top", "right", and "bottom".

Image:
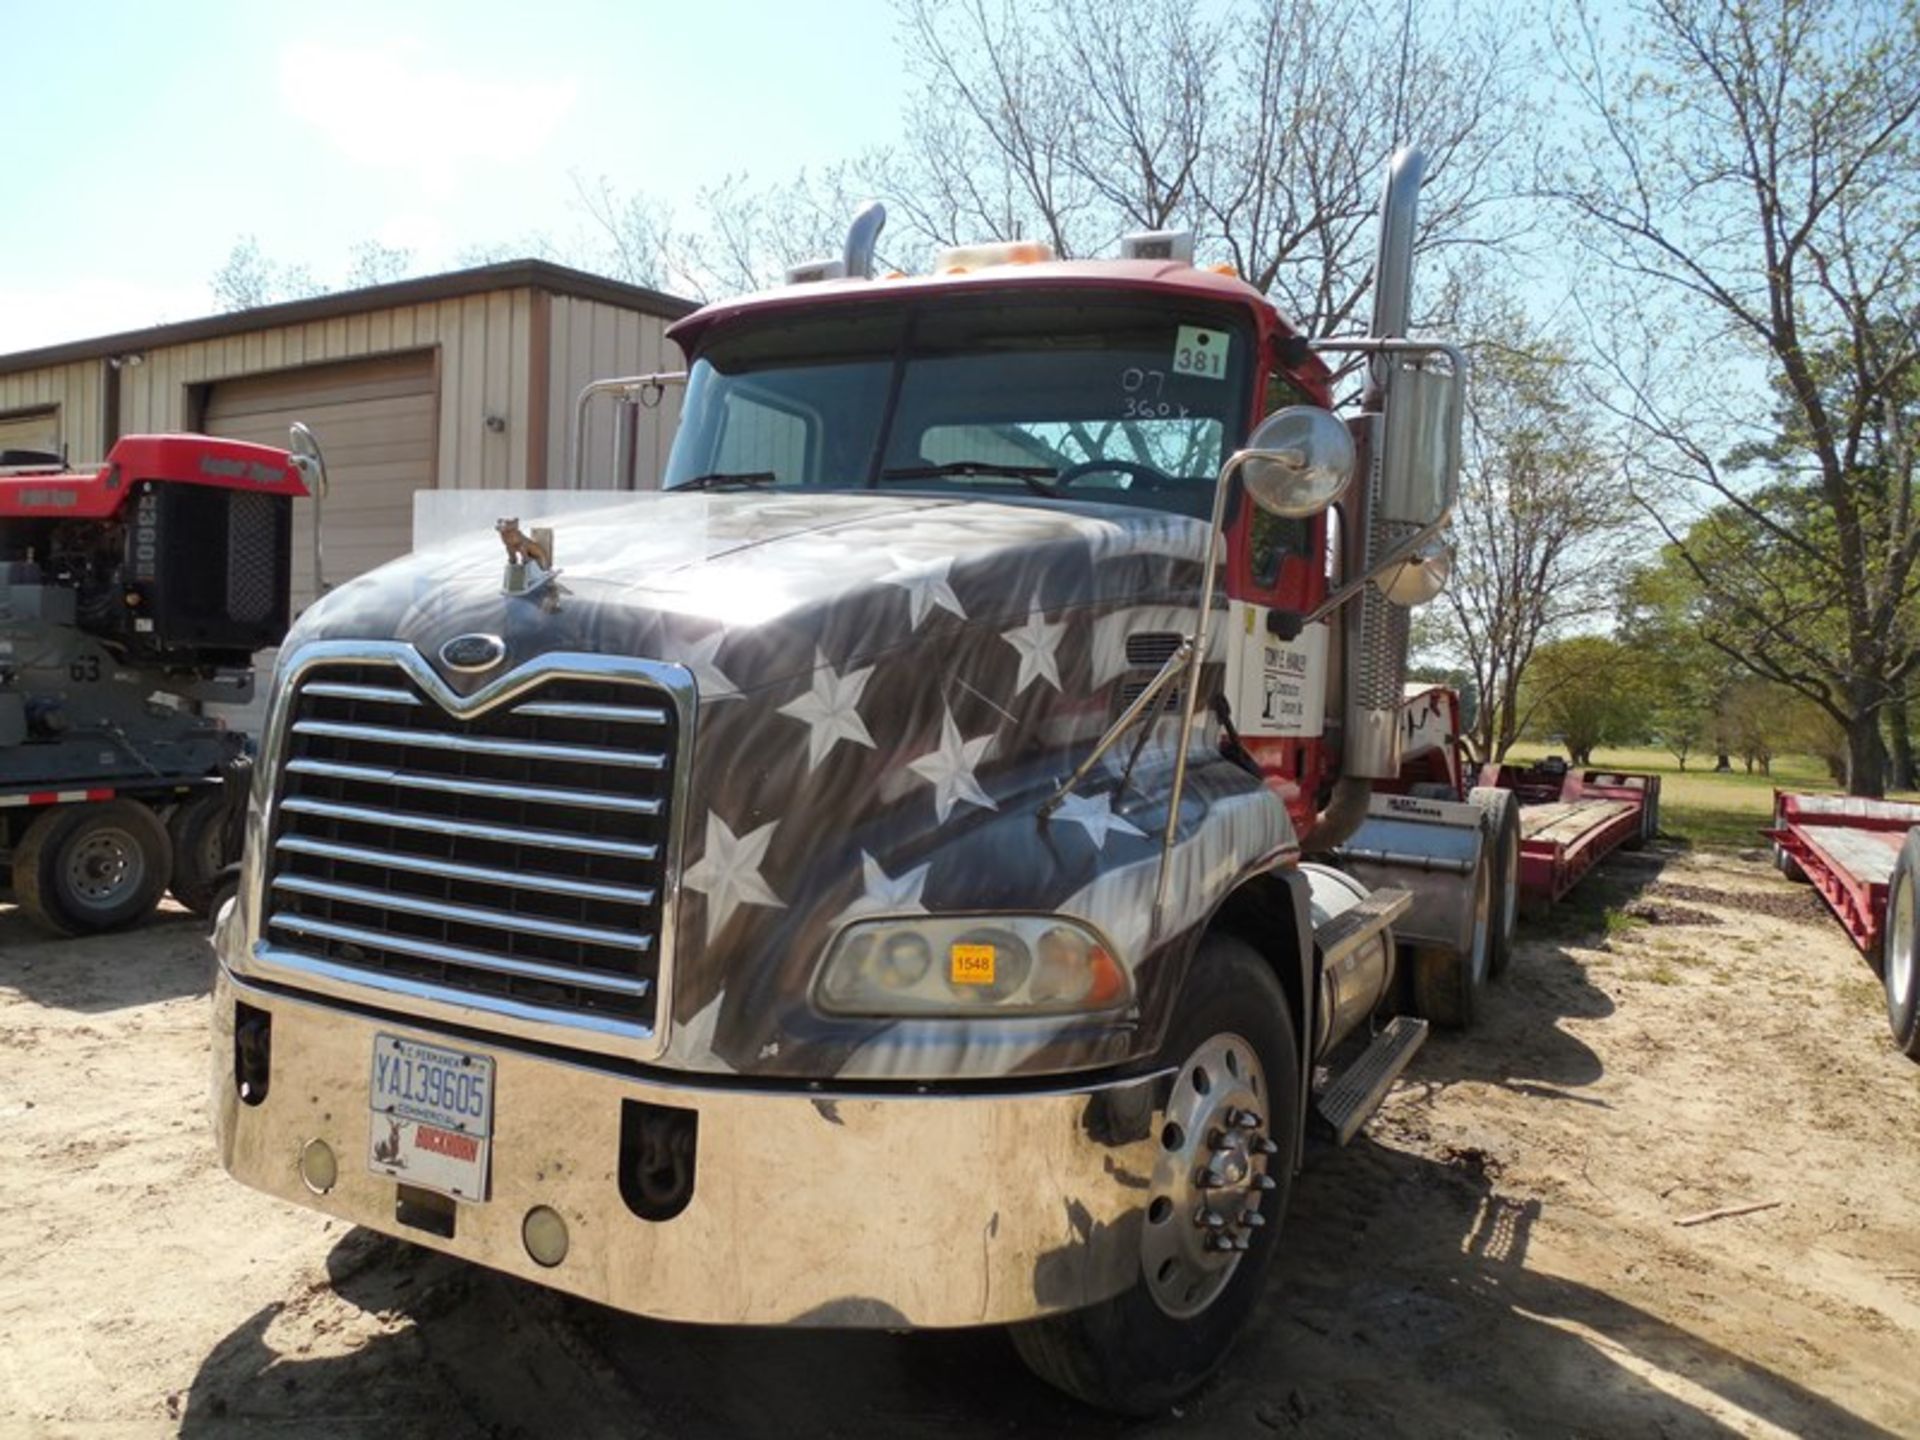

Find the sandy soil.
[{"left": 2, "top": 845, "right": 1917, "bottom": 1439}]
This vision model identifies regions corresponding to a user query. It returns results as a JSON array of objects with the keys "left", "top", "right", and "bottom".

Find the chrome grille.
[{"left": 263, "top": 660, "right": 676, "bottom": 1036}]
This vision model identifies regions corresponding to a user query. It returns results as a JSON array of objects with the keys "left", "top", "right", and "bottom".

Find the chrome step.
[
  {"left": 1314, "top": 886, "right": 1412, "bottom": 968},
  {"left": 1314, "top": 1015, "right": 1429, "bottom": 1146}
]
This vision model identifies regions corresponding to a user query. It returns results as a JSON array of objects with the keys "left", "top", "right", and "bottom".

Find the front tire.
[
  {"left": 13, "top": 799, "right": 173, "bottom": 937},
  {"left": 1009, "top": 933, "right": 1300, "bottom": 1415},
  {"left": 1883, "top": 831, "right": 1920, "bottom": 1060}
]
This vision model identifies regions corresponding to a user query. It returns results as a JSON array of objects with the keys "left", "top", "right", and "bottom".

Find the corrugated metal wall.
[
  {"left": 124, "top": 290, "right": 537, "bottom": 490},
  {"left": 2, "top": 285, "right": 685, "bottom": 490},
  {"left": 546, "top": 296, "right": 684, "bottom": 489},
  {"left": 0, "top": 361, "right": 105, "bottom": 462}
]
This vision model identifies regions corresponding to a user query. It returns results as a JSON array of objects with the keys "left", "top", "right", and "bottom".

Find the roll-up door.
[{"left": 201, "top": 352, "right": 437, "bottom": 738}]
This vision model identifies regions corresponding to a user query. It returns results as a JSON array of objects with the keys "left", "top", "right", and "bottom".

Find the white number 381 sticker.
[{"left": 1171, "top": 326, "right": 1229, "bottom": 381}]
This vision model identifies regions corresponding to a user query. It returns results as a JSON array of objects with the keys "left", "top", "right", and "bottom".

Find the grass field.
[{"left": 1499, "top": 742, "right": 1843, "bottom": 850}]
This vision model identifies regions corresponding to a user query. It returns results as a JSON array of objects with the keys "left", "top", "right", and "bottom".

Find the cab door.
[{"left": 1220, "top": 363, "right": 1337, "bottom": 820}]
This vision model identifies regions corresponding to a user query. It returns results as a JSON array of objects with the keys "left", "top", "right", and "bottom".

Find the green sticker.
[{"left": 1172, "top": 326, "right": 1229, "bottom": 381}]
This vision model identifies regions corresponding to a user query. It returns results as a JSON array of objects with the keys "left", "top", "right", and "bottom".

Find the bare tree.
[
  {"left": 1547, "top": 0, "right": 1920, "bottom": 795},
  {"left": 210, "top": 236, "right": 323, "bottom": 312},
  {"left": 881, "top": 0, "right": 1531, "bottom": 339},
  {"left": 1418, "top": 290, "right": 1632, "bottom": 761}
]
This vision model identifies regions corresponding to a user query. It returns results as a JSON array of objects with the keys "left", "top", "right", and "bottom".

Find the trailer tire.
[
  {"left": 1469, "top": 787, "right": 1521, "bottom": 978},
  {"left": 167, "top": 790, "right": 233, "bottom": 919},
  {"left": 1008, "top": 933, "right": 1299, "bottom": 1416},
  {"left": 1410, "top": 842, "right": 1493, "bottom": 1030},
  {"left": 1882, "top": 831, "right": 1920, "bottom": 1060},
  {"left": 12, "top": 799, "right": 173, "bottom": 937},
  {"left": 1772, "top": 798, "right": 1808, "bottom": 883}
]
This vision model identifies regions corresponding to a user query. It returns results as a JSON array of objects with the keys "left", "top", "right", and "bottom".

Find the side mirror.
[
  {"left": 288, "top": 421, "right": 329, "bottom": 499},
  {"left": 1378, "top": 358, "right": 1461, "bottom": 530},
  {"left": 1376, "top": 536, "right": 1452, "bottom": 606},
  {"left": 1224, "top": 406, "right": 1355, "bottom": 519},
  {"left": 287, "top": 422, "right": 330, "bottom": 598}
]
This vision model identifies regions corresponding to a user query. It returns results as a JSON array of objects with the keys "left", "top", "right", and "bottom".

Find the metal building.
[{"left": 0, "top": 261, "right": 695, "bottom": 613}]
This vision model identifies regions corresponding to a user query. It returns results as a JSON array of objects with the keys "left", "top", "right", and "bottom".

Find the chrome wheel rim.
[
  {"left": 1142, "top": 1032, "right": 1275, "bottom": 1319},
  {"left": 1891, "top": 872, "right": 1915, "bottom": 1013},
  {"left": 64, "top": 826, "right": 144, "bottom": 910}
]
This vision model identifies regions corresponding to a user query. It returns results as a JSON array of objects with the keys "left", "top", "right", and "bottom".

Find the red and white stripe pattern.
[{"left": 0, "top": 787, "right": 115, "bottom": 809}]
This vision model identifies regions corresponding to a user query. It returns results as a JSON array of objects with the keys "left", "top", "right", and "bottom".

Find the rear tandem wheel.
[{"left": 11, "top": 799, "right": 174, "bottom": 937}]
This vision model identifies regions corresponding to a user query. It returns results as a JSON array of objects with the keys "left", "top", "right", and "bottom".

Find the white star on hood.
[
  {"left": 832, "top": 851, "right": 933, "bottom": 926},
  {"left": 778, "top": 649, "right": 878, "bottom": 770},
  {"left": 999, "top": 594, "right": 1067, "bottom": 695},
  {"left": 878, "top": 552, "right": 967, "bottom": 629},
  {"left": 683, "top": 812, "right": 785, "bottom": 941},
  {"left": 908, "top": 708, "right": 998, "bottom": 823},
  {"left": 1049, "top": 790, "right": 1147, "bottom": 851},
  {"left": 683, "top": 629, "right": 742, "bottom": 704}
]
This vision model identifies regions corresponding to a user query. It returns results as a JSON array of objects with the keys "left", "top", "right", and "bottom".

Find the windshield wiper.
[
  {"left": 670, "top": 471, "right": 779, "bottom": 492},
  {"left": 879, "top": 461, "right": 1060, "bottom": 497}
]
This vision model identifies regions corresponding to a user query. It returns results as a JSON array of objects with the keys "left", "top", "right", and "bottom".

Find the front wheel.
[
  {"left": 1009, "top": 933, "right": 1300, "bottom": 1415},
  {"left": 1883, "top": 831, "right": 1920, "bottom": 1060}
]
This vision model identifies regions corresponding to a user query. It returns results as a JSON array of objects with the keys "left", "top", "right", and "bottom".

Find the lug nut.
[
  {"left": 1254, "top": 1137, "right": 1280, "bottom": 1156},
  {"left": 1242, "top": 1210, "right": 1267, "bottom": 1229},
  {"left": 1197, "top": 1208, "right": 1227, "bottom": 1230},
  {"left": 1253, "top": 1173, "right": 1278, "bottom": 1192},
  {"left": 1205, "top": 1233, "right": 1234, "bottom": 1253}
]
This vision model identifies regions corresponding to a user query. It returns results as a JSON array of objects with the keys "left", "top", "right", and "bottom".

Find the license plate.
[{"left": 367, "top": 1033, "right": 495, "bottom": 1201}]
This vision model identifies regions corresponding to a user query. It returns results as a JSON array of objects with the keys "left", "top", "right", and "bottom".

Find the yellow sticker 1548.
[{"left": 949, "top": 943, "right": 996, "bottom": 985}]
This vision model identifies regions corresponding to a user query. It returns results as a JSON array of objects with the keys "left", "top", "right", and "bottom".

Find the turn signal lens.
[{"left": 817, "top": 915, "right": 1128, "bottom": 1017}]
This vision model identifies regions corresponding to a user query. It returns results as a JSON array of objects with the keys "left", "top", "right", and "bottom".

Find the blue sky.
[{"left": 0, "top": 0, "right": 910, "bottom": 354}]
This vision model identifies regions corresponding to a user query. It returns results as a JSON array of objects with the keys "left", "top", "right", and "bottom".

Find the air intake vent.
[
  {"left": 1125, "top": 631, "right": 1184, "bottom": 668},
  {"left": 261, "top": 660, "right": 676, "bottom": 1042}
]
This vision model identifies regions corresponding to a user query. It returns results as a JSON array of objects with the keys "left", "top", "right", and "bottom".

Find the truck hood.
[
  {"left": 287, "top": 489, "right": 1209, "bottom": 696},
  {"left": 266, "top": 490, "right": 1292, "bottom": 1081}
]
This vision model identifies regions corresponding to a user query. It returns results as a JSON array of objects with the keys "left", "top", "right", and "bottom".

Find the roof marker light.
[{"left": 931, "top": 240, "right": 1056, "bottom": 273}]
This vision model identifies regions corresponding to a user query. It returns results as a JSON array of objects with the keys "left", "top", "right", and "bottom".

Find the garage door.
[
  {"left": 204, "top": 350, "right": 437, "bottom": 608},
  {"left": 0, "top": 407, "right": 61, "bottom": 460},
  {"left": 202, "top": 351, "right": 437, "bottom": 736}
]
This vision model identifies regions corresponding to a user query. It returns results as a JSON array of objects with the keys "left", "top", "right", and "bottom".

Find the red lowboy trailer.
[
  {"left": 1767, "top": 791, "right": 1920, "bottom": 1059},
  {"left": 1474, "top": 760, "right": 1661, "bottom": 912}
]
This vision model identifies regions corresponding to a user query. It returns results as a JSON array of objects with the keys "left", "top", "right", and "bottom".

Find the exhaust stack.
[{"left": 1344, "top": 148, "right": 1426, "bottom": 781}]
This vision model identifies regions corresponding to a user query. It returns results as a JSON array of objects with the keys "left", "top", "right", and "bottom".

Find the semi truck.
[
  {"left": 209, "top": 150, "right": 1526, "bottom": 1412},
  {"left": 1, "top": 433, "right": 313, "bottom": 933}
]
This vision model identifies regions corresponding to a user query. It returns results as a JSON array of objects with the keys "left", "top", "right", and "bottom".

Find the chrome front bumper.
[{"left": 211, "top": 967, "right": 1169, "bottom": 1328}]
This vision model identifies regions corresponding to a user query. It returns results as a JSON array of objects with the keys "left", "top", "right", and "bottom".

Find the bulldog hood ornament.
[{"left": 497, "top": 517, "right": 559, "bottom": 597}]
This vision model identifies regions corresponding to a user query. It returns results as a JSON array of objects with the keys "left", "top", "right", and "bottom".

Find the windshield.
[{"left": 664, "top": 297, "right": 1254, "bottom": 518}]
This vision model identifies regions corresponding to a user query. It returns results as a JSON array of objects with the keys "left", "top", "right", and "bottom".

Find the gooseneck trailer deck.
[{"left": 1767, "top": 791, "right": 1920, "bottom": 1059}]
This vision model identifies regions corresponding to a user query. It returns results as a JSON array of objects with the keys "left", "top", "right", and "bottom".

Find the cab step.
[
  {"left": 1314, "top": 885, "right": 1412, "bottom": 967},
  {"left": 1314, "top": 1015, "right": 1429, "bottom": 1146}
]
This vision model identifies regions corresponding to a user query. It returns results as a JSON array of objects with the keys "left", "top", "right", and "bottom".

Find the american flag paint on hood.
[{"left": 242, "top": 489, "right": 1298, "bottom": 1080}]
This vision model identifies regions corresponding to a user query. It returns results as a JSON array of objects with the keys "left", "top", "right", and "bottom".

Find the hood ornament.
[{"left": 497, "top": 517, "right": 559, "bottom": 597}]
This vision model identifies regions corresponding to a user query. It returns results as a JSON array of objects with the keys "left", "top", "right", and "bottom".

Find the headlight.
[{"left": 816, "top": 915, "right": 1130, "bottom": 1017}]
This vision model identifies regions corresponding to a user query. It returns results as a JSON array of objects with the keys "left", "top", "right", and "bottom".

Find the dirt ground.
[{"left": 2, "top": 844, "right": 1917, "bottom": 1439}]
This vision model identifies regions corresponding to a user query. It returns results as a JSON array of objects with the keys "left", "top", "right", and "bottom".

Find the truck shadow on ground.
[
  {"left": 0, "top": 903, "right": 211, "bottom": 1012},
  {"left": 176, "top": 1131, "right": 1898, "bottom": 1440}
]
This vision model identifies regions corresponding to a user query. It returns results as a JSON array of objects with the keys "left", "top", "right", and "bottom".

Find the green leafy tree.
[
  {"left": 1547, "top": 0, "right": 1920, "bottom": 795},
  {"left": 1522, "top": 635, "right": 1650, "bottom": 765}
]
